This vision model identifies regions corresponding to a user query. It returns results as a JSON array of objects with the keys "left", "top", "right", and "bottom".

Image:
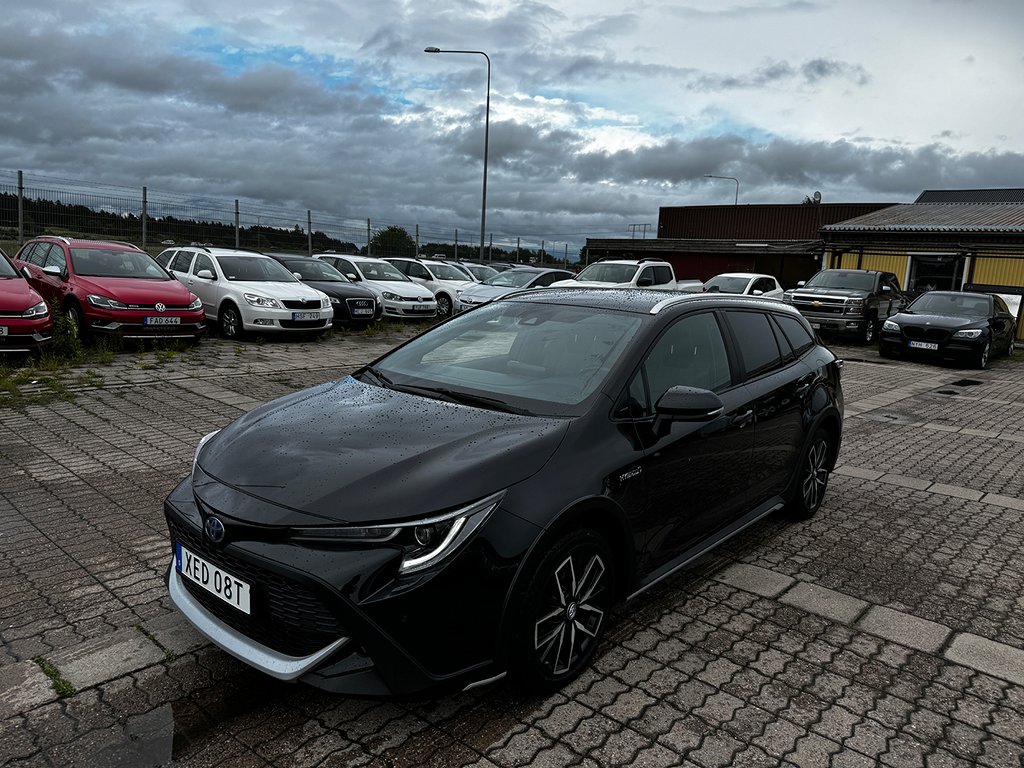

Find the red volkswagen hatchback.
[
  {"left": 14, "top": 237, "right": 206, "bottom": 341},
  {"left": 0, "top": 248, "right": 53, "bottom": 353}
]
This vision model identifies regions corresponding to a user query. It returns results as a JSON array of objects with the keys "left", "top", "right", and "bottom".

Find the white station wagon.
[{"left": 158, "top": 246, "right": 333, "bottom": 339}]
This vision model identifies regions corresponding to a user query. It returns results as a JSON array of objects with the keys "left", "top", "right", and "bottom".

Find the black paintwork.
[
  {"left": 164, "top": 289, "right": 843, "bottom": 696},
  {"left": 265, "top": 254, "right": 381, "bottom": 324}
]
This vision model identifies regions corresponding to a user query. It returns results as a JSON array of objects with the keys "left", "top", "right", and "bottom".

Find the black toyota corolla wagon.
[{"left": 164, "top": 288, "right": 843, "bottom": 696}]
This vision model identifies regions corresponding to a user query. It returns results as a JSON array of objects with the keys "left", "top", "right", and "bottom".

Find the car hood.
[
  {"left": 74, "top": 276, "right": 196, "bottom": 304},
  {"left": 227, "top": 280, "right": 323, "bottom": 301},
  {"left": 302, "top": 280, "right": 376, "bottom": 300},
  {"left": 0, "top": 277, "right": 44, "bottom": 311},
  {"left": 892, "top": 312, "right": 986, "bottom": 330},
  {"left": 460, "top": 284, "right": 519, "bottom": 301},
  {"left": 363, "top": 281, "right": 435, "bottom": 300},
  {"left": 195, "top": 376, "right": 568, "bottom": 525},
  {"left": 793, "top": 287, "right": 870, "bottom": 298}
]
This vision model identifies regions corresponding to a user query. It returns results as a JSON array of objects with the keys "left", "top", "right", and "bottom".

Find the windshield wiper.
[
  {"left": 361, "top": 366, "right": 393, "bottom": 388},
  {"left": 391, "top": 383, "right": 530, "bottom": 415}
]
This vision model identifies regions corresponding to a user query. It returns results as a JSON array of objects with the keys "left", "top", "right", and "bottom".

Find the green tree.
[{"left": 369, "top": 226, "right": 417, "bottom": 258}]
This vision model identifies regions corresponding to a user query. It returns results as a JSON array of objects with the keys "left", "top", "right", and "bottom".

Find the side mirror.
[
  {"left": 293, "top": 272, "right": 304, "bottom": 280},
  {"left": 21, "top": 266, "right": 33, "bottom": 280},
  {"left": 346, "top": 273, "right": 360, "bottom": 281},
  {"left": 196, "top": 269, "right": 215, "bottom": 280},
  {"left": 797, "top": 280, "right": 806, "bottom": 288},
  {"left": 653, "top": 386, "right": 724, "bottom": 434},
  {"left": 42, "top": 265, "right": 65, "bottom": 278},
  {"left": 882, "top": 284, "right": 892, "bottom": 293},
  {"left": 636, "top": 277, "right": 653, "bottom": 287},
  {"left": 752, "top": 289, "right": 764, "bottom": 296}
]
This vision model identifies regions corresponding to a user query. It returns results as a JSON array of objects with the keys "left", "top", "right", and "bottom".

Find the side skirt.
[{"left": 626, "top": 496, "right": 785, "bottom": 601}]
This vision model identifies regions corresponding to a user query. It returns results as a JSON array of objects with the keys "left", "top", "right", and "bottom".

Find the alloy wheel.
[
  {"left": 978, "top": 341, "right": 990, "bottom": 370},
  {"left": 533, "top": 550, "right": 607, "bottom": 677},
  {"left": 437, "top": 294, "right": 453, "bottom": 318},
  {"left": 801, "top": 437, "right": 829, "bottom": 513},
  {"left": 221, "top": 307, "right": 241, "bottom": 339}
]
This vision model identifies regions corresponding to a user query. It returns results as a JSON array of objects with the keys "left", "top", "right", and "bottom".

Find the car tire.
[
  {"left": 436, "top": 293, "right": 453, "bottom": 318},
  {"left": 976, "top": 341, "right": 990, "bottom": 370},
  {"left": 784, "top": 428, "right": 832, "bottom": 521},
  {"left": 219, "top": 304, "right": 244, "bottom": 340},
  {"left": 510, "top": 528, "right": 614, "bottom": 693},
  {"left": 1007, "top": 336, "right": 1015, "bottom": 357},
  {"left": 65, "top": 301, "right": 89, "bottom": 342},
  {"left": 862, "top": 318, "right": 878, "bottom": 345}
]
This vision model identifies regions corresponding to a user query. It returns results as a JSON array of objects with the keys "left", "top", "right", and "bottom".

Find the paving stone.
[
  {"left": 46, "top": 628, "right": 167, "bottom": 690},
  {"left": 980, "top": 492, "right": 1024, "bottom": 511},
  {"left": 944, "top": 633, "right": 1024, "bottom": 687},
  {"left": 712, "top": 564, "right": 795, "bottom": 598},
  {"left": 856, "top": 606, "right": 952, "bottom": 654},
  {"left": 833, "top": 466, "right": 885, "bottom": 481},
  {"left": 141, "top": 611, "right": 209, "bottom": 657},
  {"left": 0, "top": 661, "right": 59, "bottom": 718},
  {"left": 927, "top": 484, "right": 985, "bottom": 501},
  {"left": 779, "top": 582, "right": 868, "bottom": 625}
]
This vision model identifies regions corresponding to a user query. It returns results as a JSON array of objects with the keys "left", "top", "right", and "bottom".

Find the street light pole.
[
  {"left": 703, "top": 174, "right": 739, "bottom": 205},
  {"left": 425, "top": 46, "right": 491, "bottom": 262}
]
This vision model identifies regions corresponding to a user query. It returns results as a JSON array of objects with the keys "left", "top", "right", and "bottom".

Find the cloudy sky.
[{"left": 1, "top": 0, "right": 1022, "bottom": 255}]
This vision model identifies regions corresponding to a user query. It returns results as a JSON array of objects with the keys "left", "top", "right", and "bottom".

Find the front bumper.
[
  {"left": 83, "top": 308, "right": 208, "bottom": 339},
  {"left": 0, "top": 317, "right": 53, "bottom": 352},
  {"left": 803, "top": 315, "right": 867, "bottom": 335},
  {"left": 879, "top": 331, "right": 984, "bottom": 363},
  {"left": 163, "top": 478, "right": 537, "bottom": 696},
  {"left": 381, "top": 299, "right": 437, "bottom": 319},
  {"left": 240, "top": 305, "right": 333, "bottom": 332}
]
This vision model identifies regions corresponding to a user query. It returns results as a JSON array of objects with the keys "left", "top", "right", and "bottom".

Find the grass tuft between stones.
[{"left": 33, "top": 657, "right": 76, "bottom": 698}]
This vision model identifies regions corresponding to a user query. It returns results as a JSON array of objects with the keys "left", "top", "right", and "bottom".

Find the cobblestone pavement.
[{"left": 2, "top": 328, "right": 1024, "bottom": 767}]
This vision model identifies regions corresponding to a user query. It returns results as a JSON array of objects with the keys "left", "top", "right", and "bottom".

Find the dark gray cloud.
[{"left": 692, "top": 58, "right": 870, "bottom": 91}]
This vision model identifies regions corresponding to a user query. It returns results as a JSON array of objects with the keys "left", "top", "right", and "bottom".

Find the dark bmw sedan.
[
  {"left": 266, "top": 253, "right": 381, "bottom": 326},
  {"left": 164, "top": 289, "right": 843, "bottom": 696},
  {"left": 879, "top": 290, "right": 1017, "bottom": 369}
]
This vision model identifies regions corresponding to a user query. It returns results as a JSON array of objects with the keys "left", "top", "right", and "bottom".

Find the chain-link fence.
[{"left": 0, "top": 170, "right": 578, "bottom": 265}]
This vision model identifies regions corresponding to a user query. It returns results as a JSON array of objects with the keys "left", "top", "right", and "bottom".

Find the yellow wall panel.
[
  {"left": 972, "top": 256, "right": 1024, "bottom": 287},
  {"left": 859, "top": 253, "right": 908, "bottom": 275}
]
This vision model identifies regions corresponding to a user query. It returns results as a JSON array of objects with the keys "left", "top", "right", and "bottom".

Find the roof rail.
[{"left": 39, "top": 235, "right": 72, "bottom": 245}]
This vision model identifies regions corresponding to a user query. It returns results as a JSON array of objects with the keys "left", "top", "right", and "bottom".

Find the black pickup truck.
[{"left": 783, "top": 269, "right": 907, "bottom": 343}]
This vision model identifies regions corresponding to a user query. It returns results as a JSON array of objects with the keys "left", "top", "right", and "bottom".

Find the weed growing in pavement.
[{"left": 33, "top": 657, "right": 75, "bottom": 698}]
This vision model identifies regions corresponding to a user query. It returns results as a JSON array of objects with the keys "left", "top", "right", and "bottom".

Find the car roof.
[
  {"left": 709, "top": 272, "right": 769, "bottom": 279},
  {"left": 502, "top": 287, "right": 806, "bottom": 316},
  {"left": 34, "top": 236, "right": 143, "bottom": 252}
]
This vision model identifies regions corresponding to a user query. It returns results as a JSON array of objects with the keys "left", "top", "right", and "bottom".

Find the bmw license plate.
[
  {"left": 0, "top": 327, "right": 7, "bottom": 336},
  {"left": 292, "top": 311, "right": 320, "bottom": 321},
  {"left": 908, "top": 341, "right": 939, "bottom": 350},
  {"left": 144, "top": 316, "right": 181, "bottom": 325},
  {"left": 176, "top": 544, "right": 251, "bottom": 614}
]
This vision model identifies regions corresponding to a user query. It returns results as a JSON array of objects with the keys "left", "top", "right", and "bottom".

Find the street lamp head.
[{"left": 424, "top": 47, "right": 441, "bottom": 53}]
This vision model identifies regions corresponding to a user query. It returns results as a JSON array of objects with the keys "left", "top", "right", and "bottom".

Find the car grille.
[
  {"left": 791, "top": 295, "right": 846, "bottom": 315},
  {"left": 124, "top": 303, "right": 192, "bottom": 310},
  {"left": 167, "top": 517, "right": 346, "bottom": 657},
  {"left": 281, "top": 299, "right": 321, "bottom": 310},
  {"left": 345, "top": 298, "right": 375, "bottom": 314},
  {"left": 903, "top": 326, "right": 950, "bottom": 342}
]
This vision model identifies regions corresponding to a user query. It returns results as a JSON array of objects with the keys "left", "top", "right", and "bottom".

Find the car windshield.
[
  {"left": 910, "top": 292, "right": 991, "bottom": 317},
  {"left": 704, "top": 276, "right": 750, "bottom": 293},
  {"left": 484, "top": 270, "right": 541, "bottom": 288},
  {"left": 217, "top": 256, "right": 298, "bottom": 282},
  {"left": 803, "top": 271, "right": 876, "bottom": 291},
  {"left": 466, "top": 264, "right": 499, "bottom": 281},
  {"left": 355, "top": 260, "right": 409, "bottom": 281},
  {"left": 284, "top": 260, "right": 348, "bottom": 282},
  {"left": 574, "top": 263, "right": 639, "bottom": 284},
  {"left": 369, "top": 300, "right": 645, "bottom": 416},
  {"left": 0, "top": 255, "right": 17, "bottom": 278},
  {"left": 70, "top": 248, "right": 169, "bottom": 279},
  {"left": 427, "top": 263, "right": 468, "bottom": 281}
]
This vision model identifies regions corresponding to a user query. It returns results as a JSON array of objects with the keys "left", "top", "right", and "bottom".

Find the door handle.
[{"left": 732, "top": 410, "right": 754, "bottom": 427}]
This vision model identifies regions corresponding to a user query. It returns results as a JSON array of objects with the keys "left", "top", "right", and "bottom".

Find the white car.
[
  {"left": 384, "top": 258, "right": 475, "bottom": 318},
  {"left": 158, "top": 246, "right": 333, "bottom": 339},
  {"left": 703, "top": 272, "right": 784, "bottom": 299},
  {"left": 314, "top": 255, "right": 437, "bottom": 320}
]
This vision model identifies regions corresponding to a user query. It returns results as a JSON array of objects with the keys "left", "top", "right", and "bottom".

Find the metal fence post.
[
  {"left": 234, "top": 200, "right": 240, "bottom": 249},
  {"left": 307, "top": 210, "right": 312, "bottom": 256},
  {"left": 17, "top": 170, "right": 24, "bottom": 244},
  {"left": 142, "top": 186, "right": 148, "bottom": 248}
]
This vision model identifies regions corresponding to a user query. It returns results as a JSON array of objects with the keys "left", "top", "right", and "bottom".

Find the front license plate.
[
  {"left": 0, "top": 327, "right": 7, "bottom": 336},
  {"left": 176, "top": 544, "right": 251, "bottom": 614},
  {"left": 908, "top": 341, "right": 939, "bottom": 350},
  {"left": 144, "top": 316, "right": 181, "bottom": 325},
  {"left": 292, "top": 311, "right": 320, "bottom": 321},
  {"left": 352, "top": 308, "right": 373, "bottom": 315}
]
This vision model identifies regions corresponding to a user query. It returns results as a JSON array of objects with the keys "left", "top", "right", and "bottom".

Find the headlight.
[
  {"left": 187, "top": 296, "right": 203, "bottom": 311},
  {"left": 192, "top": 430, "right": 220, "bottom": 481},
  {"left": 953, "top": 328, "right": 983, "bottom": 339},
  {"left": 381, "top": 292, "right": 401, "bottom": 301},
  {"left": 882, "top": 319, "right": 900, "bottom": 332},
  {"left": 22, "top": 301, "right": 49, "bottom": 318},
  {"left": 321, "top": 296, "right": 331, "bottom": 309},
  {"left": 845, "top": 299, "right": 865, "bottom": 315},
  {"left": 289, "top": 491, "right": 504, "bottom": 574},
  {"left": 87, "top": 294, "right": 128, "bottom": 310},
  {"left": 330, "top": 297, "right": 340, "bottom": 304},
  {"left": 243, "top": 293, "right": 281, "bottom": 308}
]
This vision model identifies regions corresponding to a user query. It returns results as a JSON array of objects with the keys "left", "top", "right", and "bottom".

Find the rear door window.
[{"left": 723, "top": 310, "right": 784, "bottom": 378}]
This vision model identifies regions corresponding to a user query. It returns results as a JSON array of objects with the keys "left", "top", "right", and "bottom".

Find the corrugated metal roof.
[
  {"left": 584, "top": 238, "right": 821, "bottom": 255},
  {"left": 658, "top": 203, "right": 890, "bottom": 239},
  {"left": 822, "top": 203, "right": 1024, "bottom": 233},
  {"left": 915, "top": 189, "right": 1024, "bottom": 203}
]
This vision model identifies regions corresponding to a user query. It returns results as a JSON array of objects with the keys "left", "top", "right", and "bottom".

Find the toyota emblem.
[
  {"left": 155, "top": 302, "right": 166, "bottom": 312},
  {"left": 204, "top": 516, "right": 226, "bottom": 544}
]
